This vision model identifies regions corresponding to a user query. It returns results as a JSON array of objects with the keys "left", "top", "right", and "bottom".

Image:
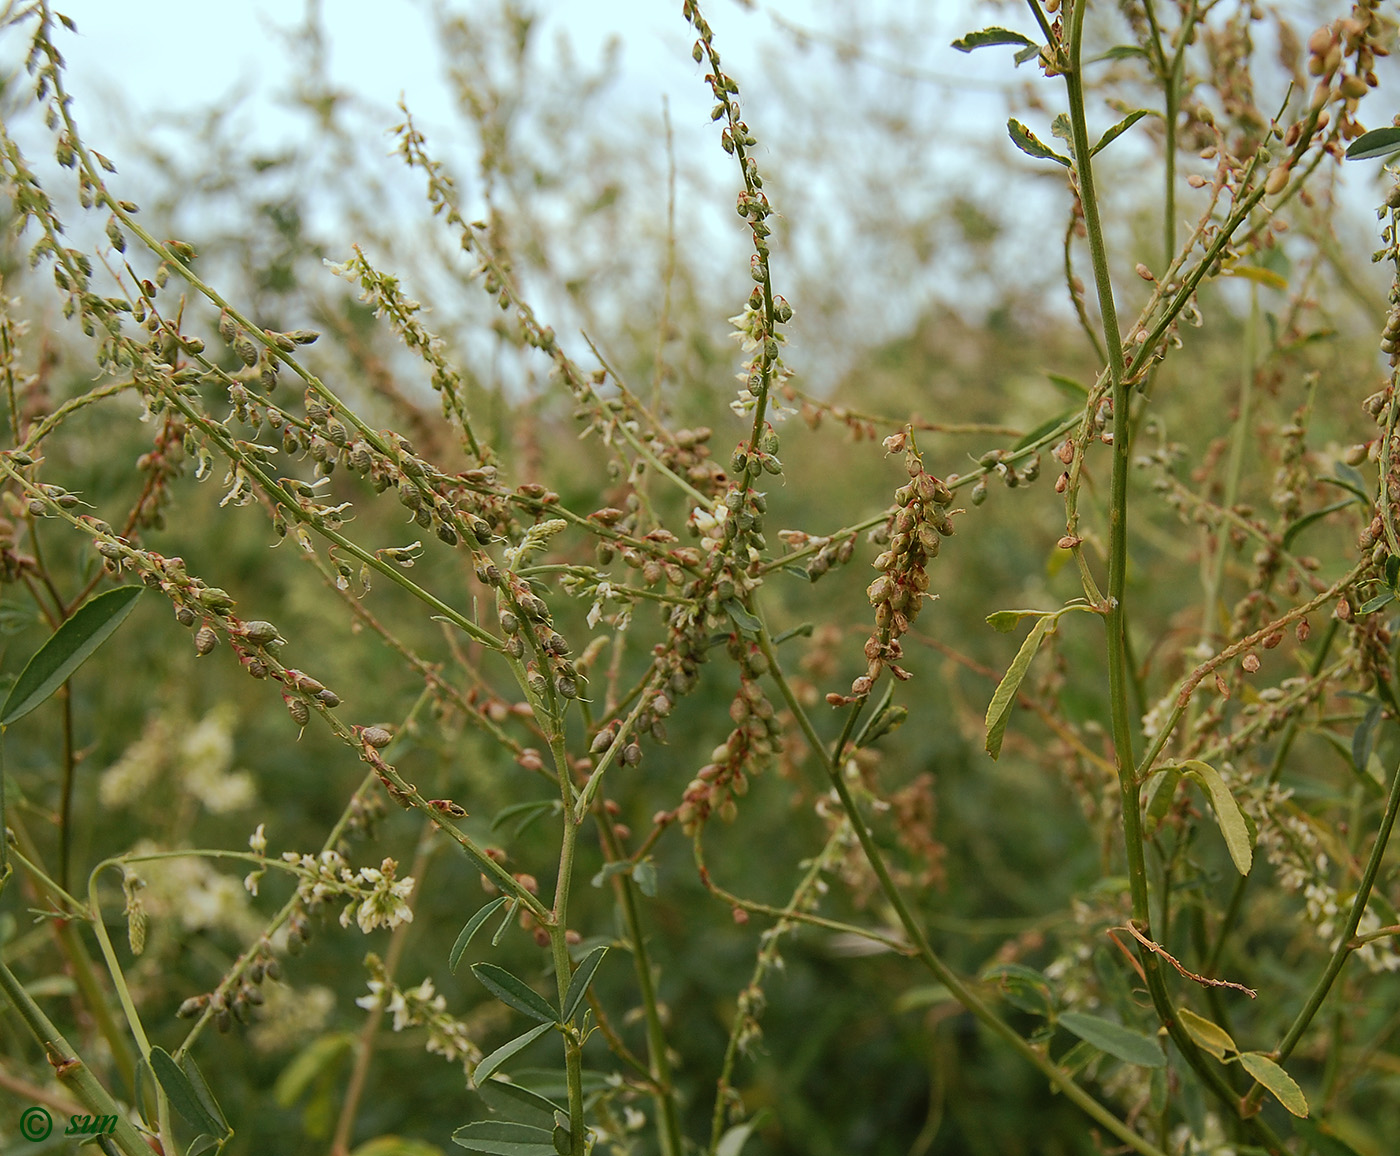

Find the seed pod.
[
  {"left": 175, "top": 606, "right": 197, "bottom": 627},
  {"left": 218, "top": 311, "right": 237, "bottom": 343},
  {"left": 316, "top": 688, "right": 340, "bottom": 708},
  {"left": 176, "top": 996, "right": 206, "bottom": 1019},
  {"left": 286, "top": 696, "right": 310, "bottom": 726},
  {"left": 621, "top": 743, "right": 643, "bottom": 765},
  {"left": 242, "top": 620, "right": 280, "bottom": 646},
  {"left": 362, "top": 726, "right": 393, "bottom": 748},
  {"left": 234, "top": 332, "right": 259, "bottom": 367},
  {"left": 195, "top": 626, "right": 218, "bottom": 655},
  {"left": 436, "top": 521, "right": 459, "bottom": 546}
]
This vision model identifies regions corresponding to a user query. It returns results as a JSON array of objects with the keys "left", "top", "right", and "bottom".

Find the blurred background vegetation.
[{"left": 2, "top": 2, "right": 1399, "bottom": 1155}]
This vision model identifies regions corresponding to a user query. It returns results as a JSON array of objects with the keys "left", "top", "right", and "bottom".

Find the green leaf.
[
  {"left": 1320, "top": 465, "right": 1371, "bottom": 505},
  {"left": 632, "top": 859, "right": 657, "bottom": 897},
  {"left": 1358, "top": 590, "right": 1394, "bottom": 616},
  {"left": 1090, "top": 109, "right": 1153, "bottom": 156},
  {"left": 450, "top": 898, "right": 509, "bottom": 973},
  {"left": 1237, "top": 1051, "right": 1308, "bottom": 1117},
  {"left": 894, "top": 984, "right": 955, "bottom": 1014},
  {"left": 275, "top": 1033, "right": 354, "bottom": 1107},
  {"left": 952, "top": 27, "right": 1035, "bottom": 53},
  {"left": 982, "top": 962, "right": 1055, "bottom": 1017},
  {"left": 1012, "top": 44, "right": 1041, "bottom": 67},
  {"left": 1007, "top": 119, "right": 1071, "bottom": 167},
  {"left": 1176, "top": 1008, "right": 1237, "bottom": 1061},
  {"left": 1282, "top": 499, "right": 1356, "bottom": 550},
  {"left": 178, "top": 1051, "right": 230, "bottom": 1138},
  {"left": 1143, "top": 765, "right": 1182, "bottom": 836},
  {"left": 491, "top": 799, "right": 559, "bottom": 837},
  {"left": 1293, "top": 1119, "right": 1368, "bottom": 1156},
  {"left": 1013, "top": 408, "right": 1077, "bottom": 451},
  {"left": 590, "top": 861, "right": 631, "bottom": 888},
  {"left": 1087, "top": 44, "right": 1149, "bottom": 65},
  {"left": 1346, "top": 126, "right": 1400, "bottom": 161},
  {"left": 986, "top": 608, "right": 1048, "bottom": 633},
  {"left": 1353, "top": 700, "right": 1383, "bottom": 776},
  {"left": 722, "top": 598, "right": 762, "bottom": 637},
  {"left": 477, "top": 1078, "right": 564, "bottom": 1128},
  {"left": 984, "top": 615, "right": 1053, "bottom": 759},
  {"left": 472, "top": 964, "right": 559, "bottom": 1024},
  {"left": 0, "top": 586, "right": 142, "bottom": 726},
  {"left": 350, "top": 1139, "right": 446, "bottom": 1156},
  {"left": 450, "top": 1120, "right": 555, "bottom": 1156},
  {"left": 1046, "top": 372, "right": 1089, "bottom": 398},
  {"left": 1180, "top": 759, "right": 1253, "bottom": 874},
  {"left": 149, "top": 1046, "right": 231, "bottom": 1138},
  {"left": 1058, "top": 1012, "right": 1165, "bottom": 1068},
  {"left": 561, "top": 946, "right": 608, "bottom": 1023},
  {"left": 473, "top": 1022, "right": 554, "bottom": 1085}
]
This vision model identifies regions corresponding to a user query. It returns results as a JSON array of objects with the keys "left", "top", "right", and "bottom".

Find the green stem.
[
  {"left": 755, "top": 622, "right": 1169, "bottom": 1156},
  {"left": 0, "top": 959, "right": 154, "bottom": 1156}
]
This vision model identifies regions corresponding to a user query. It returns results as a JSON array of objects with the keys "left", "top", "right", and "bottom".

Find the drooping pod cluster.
[
  {"left": 836, "top": 431, "right": 954, "bottom": 703},
  {"left": 677, "top": 640, "right": 778, "bottom": 835},
  {"left": 176, "top": 940, "right": 282, "bottom": 1032},
  {"left": 498, "top": 577, "right": 579, "bottom": 703}
]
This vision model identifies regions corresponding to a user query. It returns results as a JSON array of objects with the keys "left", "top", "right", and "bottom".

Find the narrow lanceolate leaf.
[
  {"left": 149, "top": 1046, "right": 231, "bottom": 1138},
  {"left": 1089, "top": 109, "right": 1153, "bottom": 156},
  {"left": 951, "top": 26, "right": 1035, "bottom": 53},
  {"left": 450, "top": 898, "right": 509, "bottom": 973},
  {"left": 178, "top": 1051, "right": 231, "bottom": 1138},
  {"left": 984, "top": 615, "right": 1053, "bottom": 759},
  {"left": 1058, "top": 1012, "right": 1165, "bottom": 1068},
  {"left": 1176, "top": 1008, "right": 1237, "bottom": 1061},
  {"left": 1345, "top": 126, "right": 1400, "bottom": 161},
  {"left": 451, "top": 1120, "right": 555, "bottom": 1155},
  {"left": 477, "top": 1077, "right": 564, "bottom": 1128},
  {"left": 1180, "top": 760, "right": 1252, "bottom": 874},
  {"left": 1007, "top": 119, "right": 1071, "bottom": 167},
  {"left": 1238, "top": 1051, "right": 1309, "bottom": 1117},
  {"left": 560, "top": 946, "right": 608, "bottom": 1023},
  {"left": 471, "top": 964, "right": 559, "bottom": 1024},
  {"left": 472, "top": 1022, "right": 554, "bottom": 1085},
  {"left": 0, "top": 585, "right": 142, "bottom": 725}
]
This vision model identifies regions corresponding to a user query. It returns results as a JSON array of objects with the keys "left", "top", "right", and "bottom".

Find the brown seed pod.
[
  {"left": 362, "top": 726, "right": 393, "bottom": 748},
  {"left": 195, "top": 625, "right": 218, "bottom": 655}
]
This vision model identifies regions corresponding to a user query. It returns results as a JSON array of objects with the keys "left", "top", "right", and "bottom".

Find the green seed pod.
[
  {"left": 414, "top": 505, "right": 433, "bottom": 529},
  {"left": 175, "top": 606, "right": 197, "bottom": 627},
  {"left": 242, "top": 620, "right": 280, "bottom": 646},
  {"left": 436, "top": 521, "right": 459, "bottom": 546},
  {"left": 218, "top": 311, "right": 237, "bottom": 343}
]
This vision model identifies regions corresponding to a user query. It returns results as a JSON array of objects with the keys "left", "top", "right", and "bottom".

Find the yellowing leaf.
[
  {"left": 1177, "top": 1007, "right": 1237, "bottom": 1061},
  {"left": 1181, "top": 760, "right": 1253, "bottom": 874},
  {"left": 1238, "top": 1051, "right": 1309, "bottom": 1117},
  {"left": 1222, "top": 265, "right": 1288, "bottom": 291}
]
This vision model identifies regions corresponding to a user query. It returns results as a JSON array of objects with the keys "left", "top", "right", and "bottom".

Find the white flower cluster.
[
  {"left": 356, "top": 968, "right": 480, "bottom": 1072},
  {"left": 1258, "top": 786, "right": 1400, "bottom": 973},
  {"left": 280, "top": 851, "right": 416, "bottom": 934}
]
